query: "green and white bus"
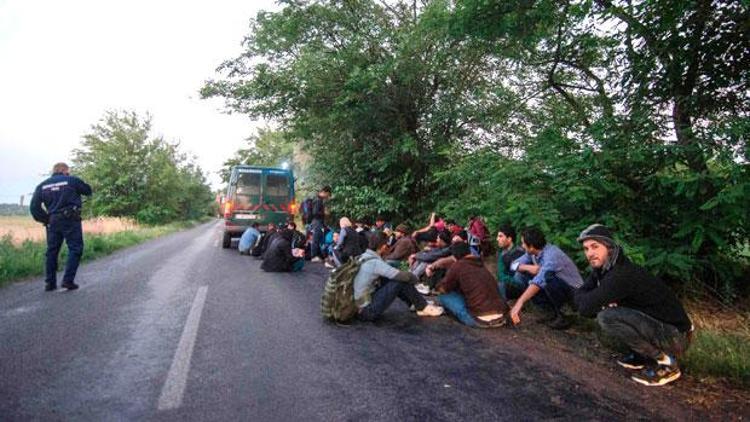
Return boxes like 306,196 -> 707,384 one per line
221,165 -> 296,248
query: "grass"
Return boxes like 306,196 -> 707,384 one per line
683,330 -> 750,387
0,218 -> 208,287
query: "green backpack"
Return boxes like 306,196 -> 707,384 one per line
321,256 -> 374,323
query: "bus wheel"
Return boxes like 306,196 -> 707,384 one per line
222,232 -> 232,248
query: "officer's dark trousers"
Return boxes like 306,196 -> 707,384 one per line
45,218 -> 84,286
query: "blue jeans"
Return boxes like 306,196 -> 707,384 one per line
45,218 -> 84,286
292,259 -> 304,272
438,292 -> 477,327
359,279 -> 428,322
310,219 -> 324,258
514,272 -> 575,313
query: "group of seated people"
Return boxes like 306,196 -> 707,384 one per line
238,221 -> 306,273
237,211 -> 693,387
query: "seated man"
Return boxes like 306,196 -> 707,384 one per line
252,222 -> 277,257
354,232 -> 444,321
409,231 -> 453,278
261,229 -> 305,272
286,221 -> 306,250
412,212 -> 447,243
238,223 -> 261,255
495,224 -> 525,299
385,224 -> 418,266
509,227 -> 584,329
435,242 -> 508,328
574,224 -> 692,387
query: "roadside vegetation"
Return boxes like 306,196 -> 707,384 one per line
203,0 -> 749,389
0,218 -> 208,287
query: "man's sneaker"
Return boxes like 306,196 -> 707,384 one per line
44,284 -> 57,292
545,313 -> 572,330
61,282 -> 79,291
324,261 -> 334,269
415,283 -> 430,295
417,303 -> 444,317
311,257 -> 322,263
631,364 -> 681,386
617,352 -> 652,370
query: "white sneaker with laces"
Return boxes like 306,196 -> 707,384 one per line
415,283 -> 430,295
417,303 -> 444,317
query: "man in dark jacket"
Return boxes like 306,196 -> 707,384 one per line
385,224 -> 418,265
310,186 -> 332,262
574,224 -> 692,387
496,224 -> 525,299
261,229 -> 304,272
436,242 -> 508,328
30,162 -> 92,291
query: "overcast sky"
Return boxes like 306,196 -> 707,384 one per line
0,0 -> 278,203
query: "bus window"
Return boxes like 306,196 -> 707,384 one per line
265,173 -> 289,205
236,172 -> 261,206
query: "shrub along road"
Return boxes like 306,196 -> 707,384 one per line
0,220 -> 742,420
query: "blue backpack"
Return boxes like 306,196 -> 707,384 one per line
301,197 -> 314,224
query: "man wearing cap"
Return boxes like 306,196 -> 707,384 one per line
385,224 -> 418,265
30,162 -> 92,292
574,224 -> 692,386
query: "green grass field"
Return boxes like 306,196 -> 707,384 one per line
0,219 -> 208,286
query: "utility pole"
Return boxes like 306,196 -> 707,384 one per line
19,195 -> 24,207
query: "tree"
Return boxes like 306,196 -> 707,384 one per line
72,110 -> 213,224
202,0 -> 505,219
219,127 -> 296,183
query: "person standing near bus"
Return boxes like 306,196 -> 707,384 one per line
30,162 -> 92,291
310,186 -> 332,262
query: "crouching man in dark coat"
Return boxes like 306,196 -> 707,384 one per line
574,224 -> 692,387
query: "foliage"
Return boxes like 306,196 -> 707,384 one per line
219,127 -> 297,183
72,111 -> 214,225
204,0 -> 750,299
0,204 -> 29,216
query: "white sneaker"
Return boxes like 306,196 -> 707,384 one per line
417,304 -> 444,317
324,262 -> 334,269
415,283 -> 430,295
311,257 -> 322,263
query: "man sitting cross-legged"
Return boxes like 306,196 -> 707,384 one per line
354,232 -> 444,322
574,224 -> 693,387
435,242 -> 508,328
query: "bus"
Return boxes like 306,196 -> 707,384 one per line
222,165 -> 296,248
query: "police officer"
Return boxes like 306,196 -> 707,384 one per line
30,162 -> 92,291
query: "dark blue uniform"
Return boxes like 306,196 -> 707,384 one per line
30,172 -> 92,289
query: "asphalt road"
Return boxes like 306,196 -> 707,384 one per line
0,221 -> 708,421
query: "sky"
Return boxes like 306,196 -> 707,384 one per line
0,0 -> 279,204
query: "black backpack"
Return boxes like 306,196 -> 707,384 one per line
321,256 -> 375,323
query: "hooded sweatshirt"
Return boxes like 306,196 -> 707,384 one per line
574,251 -> 692,332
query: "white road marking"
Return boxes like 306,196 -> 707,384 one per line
157,286 -> 209,411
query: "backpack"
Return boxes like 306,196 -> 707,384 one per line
300,197 -> 315,224
321,256 -> 375,323
468,217 -> 489,246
